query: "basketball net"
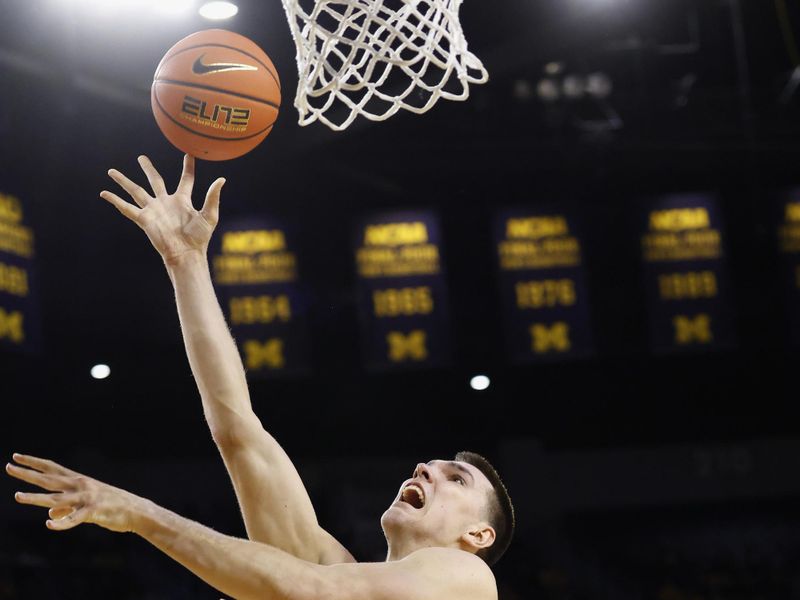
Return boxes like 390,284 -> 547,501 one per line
280,0 -> 488,131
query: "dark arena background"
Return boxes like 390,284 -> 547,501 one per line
2,0 -> 800,598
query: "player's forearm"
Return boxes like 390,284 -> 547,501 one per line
164,250 -> 253,431
132,499 -> 328,600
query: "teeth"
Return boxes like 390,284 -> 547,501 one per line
402,484 -> 425,508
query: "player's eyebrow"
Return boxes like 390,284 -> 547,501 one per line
428,460 -> 474,485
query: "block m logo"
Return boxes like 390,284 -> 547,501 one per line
0,308 -> 24,344
243,338 -> 285,370
529,322 -> 571,354
672,314 -> 713,345
386,330 -> 428,363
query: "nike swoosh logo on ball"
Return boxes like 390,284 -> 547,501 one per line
191,55 -> 259,75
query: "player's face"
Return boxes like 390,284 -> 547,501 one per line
381,459 -> 493,548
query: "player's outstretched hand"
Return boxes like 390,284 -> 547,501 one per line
100,154 -> 225,264
6,453 -> 143,533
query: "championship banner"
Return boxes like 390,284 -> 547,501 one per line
639,193 -> 735,352
354,211 -> 451,371
0,191 -> 39,354
775,188 -> 800,345
493,207 -> 593,362
210,217 -> 311,377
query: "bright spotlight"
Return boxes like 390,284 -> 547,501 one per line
91,364 -> 111,380
199,1 -> 238,19
470,375 -> 490,391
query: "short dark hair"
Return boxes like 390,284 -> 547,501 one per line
455,451 -> 515,567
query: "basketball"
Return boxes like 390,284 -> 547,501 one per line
151,29 -> 281,161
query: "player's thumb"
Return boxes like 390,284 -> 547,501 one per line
201,178 -> 225,226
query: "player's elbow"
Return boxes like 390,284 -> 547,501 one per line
207,410 -> 263,450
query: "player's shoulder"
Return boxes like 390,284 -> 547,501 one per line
403,548 -> 497,599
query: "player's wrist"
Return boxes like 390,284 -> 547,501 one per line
127,495 -> 164,537
163,248 -> 208,270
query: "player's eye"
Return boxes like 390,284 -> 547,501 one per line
451,474 -> 465,485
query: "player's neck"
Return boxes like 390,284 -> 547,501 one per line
385,542 -> 418,562
385,536 -> 454,562
384,531 -> 426,561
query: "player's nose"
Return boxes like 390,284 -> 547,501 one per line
414,463 -> 431,482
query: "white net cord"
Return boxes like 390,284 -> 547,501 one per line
280,0 -> 489,131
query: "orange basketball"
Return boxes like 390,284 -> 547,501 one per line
151,29 -> 281,161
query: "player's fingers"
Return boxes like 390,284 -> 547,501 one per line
47,507 -> 88,531
49,506 -> 75,520
12,453 -> 76,476
100,191 -> 141,222
14,491 -> 72,508
200,178 -> 225,227
107,169 -> 151,208
137,155 -> 168,197
177,154 -> 195,195
5,463 -> 68,492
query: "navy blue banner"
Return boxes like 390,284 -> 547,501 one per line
211,217 -> 311,377
0,191 -> 39,354
493,207 -> 593,362
639,193 -> 735,352
776,189 -> 800,346
354,211 -> 451,371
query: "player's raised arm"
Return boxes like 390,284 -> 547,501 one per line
7,454 -> 497,600
100,155 -> 352,565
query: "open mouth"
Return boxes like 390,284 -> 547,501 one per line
400,483 -> 426,509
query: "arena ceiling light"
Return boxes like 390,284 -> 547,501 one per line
469,375 -> 491,391
90,364 -> 111,380
199,1 -> 238,20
